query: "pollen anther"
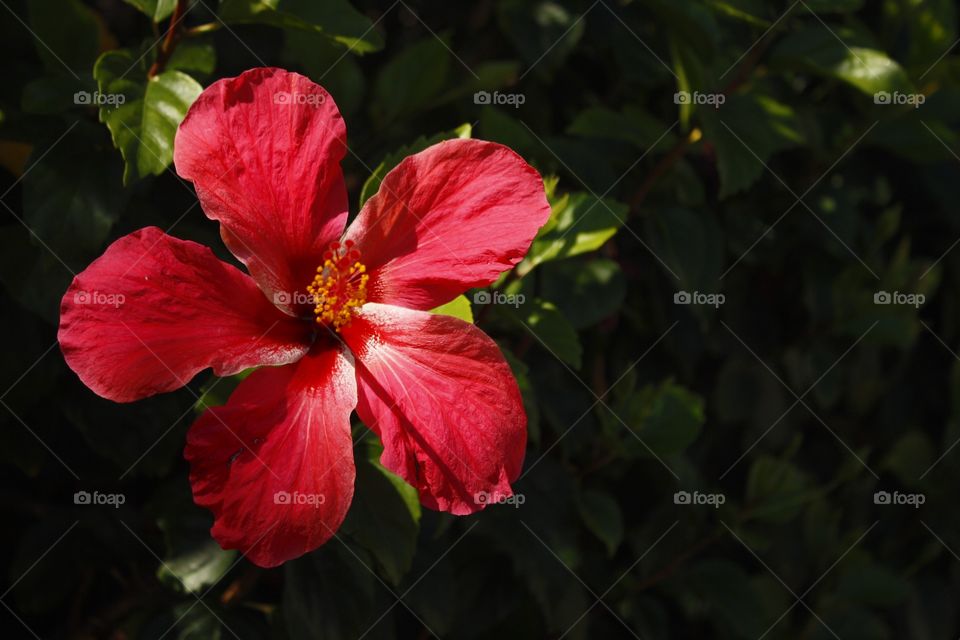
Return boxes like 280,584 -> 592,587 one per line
306,241 -> 368,331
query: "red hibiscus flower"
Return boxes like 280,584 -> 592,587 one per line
58,68 -> 551,567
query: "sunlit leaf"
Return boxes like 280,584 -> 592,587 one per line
219,0 -> 384,53
519,192 -> 627,275
94,49 -> 203,183
122,0 -> 177,22
430,294 -> 474,324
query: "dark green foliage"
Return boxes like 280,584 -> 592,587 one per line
1,0 -> 959,637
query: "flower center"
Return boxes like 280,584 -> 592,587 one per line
307,240 -> 368,331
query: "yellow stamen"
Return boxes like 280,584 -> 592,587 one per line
306,241 -> 368,331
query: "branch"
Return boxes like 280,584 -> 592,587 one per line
148,0 -> 189,78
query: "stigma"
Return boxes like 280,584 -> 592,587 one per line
307,240 -> 368,331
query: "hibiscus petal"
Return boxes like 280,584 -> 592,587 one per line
185,345 -> 357,568
340,303 -> 525,514
344,139 -> 551,310
58,227 -> 311,403
174,67 -> 348,312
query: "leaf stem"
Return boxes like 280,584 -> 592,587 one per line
148,0 -> 189,78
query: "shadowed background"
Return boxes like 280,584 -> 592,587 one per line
1,0 -> 960,638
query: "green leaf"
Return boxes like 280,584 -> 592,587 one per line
359,124 -> 472,208
836,564 -> 911,605
139,602 -> 271,639
166,40 -> 217,77
121,0 -> 177,22
897,0 -> 957,70
27,0 -> 100,76
480,105 -> 539,157
491,458 -> 589,635
157,538 -> 236,594
704,0 -> 771,27
22,75 -> 88,115
824,607 -> 893,639
541,257 -> 626,329
166,606 -> 225,639
0,225 -> 73,322
68,392 -> 189,478
150,483 -> 238,594
193,369 -> 254,413
218,0 -> 384,53
430,295 -> 474,323
94,49 -> 203,183
578,490 -> 624,556
434,60 -> 521,105
508,299 -> 582,368
284,544 -> 379,640
669,33 -> 704,131
772,28 -> 914,96
871,115 -> 960,164
802,0 -> 864,13
643,0 -> 719,55
699,94 -> 804,197
339,451 -> 421,585
647,206 -> 725,292
880,431 -> 934,486
371,36 -> 452,123
745,456 -> 810,523
497,0 -> 585,77
519,192 -> 627,275
283,32 -> 365,115
627,381 -> 705,456
568,106 -> 677,151
503,348 -> 540,445
686,559 -> 769,637
21,122 -> 125,263
714,360 -> 788,429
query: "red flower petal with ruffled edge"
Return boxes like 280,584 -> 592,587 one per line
344,139 -> 551,310
174,67 -> 349,313
58,227 -> 310,403
340,303 -> 525,514
185,345 -> 357,567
